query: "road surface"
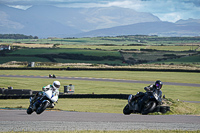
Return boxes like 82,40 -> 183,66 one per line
0,110 -> 200,131
1,75 -> 200,87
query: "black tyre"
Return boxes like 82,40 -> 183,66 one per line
160,106 -> 170,113
166,106 -> 170,111
36,101 -> 49,114
153,106 -> 161,112
27,107 -> 33,115
141,101 -> 156,115
123,104 -> 133,115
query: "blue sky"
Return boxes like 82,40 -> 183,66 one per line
1,0 -> 200,22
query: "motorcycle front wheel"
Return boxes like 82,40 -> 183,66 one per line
27,107 -> 33,114
141,101 -> 156,115
123,104 -> 133,115
36,101 -> 49,114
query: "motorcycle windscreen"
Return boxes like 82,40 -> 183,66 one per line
45,90 -> 58,103
45,90 -> 52,99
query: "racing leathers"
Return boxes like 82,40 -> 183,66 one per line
129,84 -> 162,111
30,84 -> 59,108
144,84 -> 162,104
42,84 -> 59,107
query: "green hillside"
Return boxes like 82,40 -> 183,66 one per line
0,36 -> 200,68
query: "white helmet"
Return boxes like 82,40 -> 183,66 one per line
52,81 -> 60,90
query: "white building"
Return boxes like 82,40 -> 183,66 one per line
0,45 -> 11,51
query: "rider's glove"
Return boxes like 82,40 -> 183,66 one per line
42,87 -> 49,91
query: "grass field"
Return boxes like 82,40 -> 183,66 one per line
0,76 -> 199,101
7,48 -> 120,57
0,70 -> 199,84
2,47 -> 199,67
2,48 -> 123,65
0,70 -> 200,115
1,36 -> 200,68
151,54 -> 200,64
4,43 -> 198,51
2,36 -> 200,45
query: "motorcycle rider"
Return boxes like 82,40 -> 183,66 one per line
129,80 -> 163,110
144,80 -> 163,103
30,81 -> 60,108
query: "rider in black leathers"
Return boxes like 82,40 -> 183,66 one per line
130,80 -> 163,111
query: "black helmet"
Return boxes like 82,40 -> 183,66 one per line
155,80 -> 163,90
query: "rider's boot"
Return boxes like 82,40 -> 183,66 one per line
30,92 -> 42,104
129,95 -> 137,103
30,95 -> 38,104
29,97 -> 33,104
49,103 -> 55,108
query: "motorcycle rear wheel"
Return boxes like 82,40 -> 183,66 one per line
123,104 -> 133,115
141,101 -> 156,115
160,106 -> 170,113
36,101 -> 49,114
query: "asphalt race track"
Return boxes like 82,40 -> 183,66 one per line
0,110 -> 200,131
1,74 -> 200,87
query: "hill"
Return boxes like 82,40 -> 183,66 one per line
74,21 -> 200,37
1,4 -> 200,38
0,4 -> 160,38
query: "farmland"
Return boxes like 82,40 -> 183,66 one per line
0,36 -> 200,69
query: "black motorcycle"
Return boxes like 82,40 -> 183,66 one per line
49,74 -> 56,78
123,91 -> 166,115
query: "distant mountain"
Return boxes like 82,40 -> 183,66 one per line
176,18 -> 200,24
0,4 -> 160,38
0,4 -> 82,38
74,21 -> 200,37
0,4 -> 199,38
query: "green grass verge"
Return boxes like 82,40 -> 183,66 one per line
1,98 -> 200,115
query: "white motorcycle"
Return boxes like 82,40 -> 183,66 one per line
27,89 -> 58,115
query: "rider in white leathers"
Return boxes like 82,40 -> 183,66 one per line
30,81 -> 60,108
42,81 -> 60,107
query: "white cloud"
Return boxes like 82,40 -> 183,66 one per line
106,0 -> 200,22
56,0 -> 144,10
156,13 -> 182,22
7,5 -> 32,10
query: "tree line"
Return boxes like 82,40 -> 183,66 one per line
0,34 -> 38,39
